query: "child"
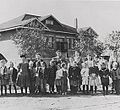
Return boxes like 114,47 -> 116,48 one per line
29,60 -> 36,95
47,60 -> 57,94
69,61 -> 81,94
0,59 -> 9,95
110,61 -> 120,94
89,62 -> 99,95
39,62 -> 48,94
55,64 -> 62,94
7,61 -> 18,94
81,62 -> 89,94
99,63 -> 110,95
61,63 -> 68,95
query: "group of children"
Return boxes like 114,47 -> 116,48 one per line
0,50 -> 120,96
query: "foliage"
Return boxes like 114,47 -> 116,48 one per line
11,28 -> 56,58
74,30 -> 104,57
105,31 -> 120,51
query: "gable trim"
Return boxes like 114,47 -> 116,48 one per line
41,15 -> 63,27
23,18 -> 50,31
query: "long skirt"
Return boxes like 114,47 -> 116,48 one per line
17,74 -> 30,87
89,75 -> 99,86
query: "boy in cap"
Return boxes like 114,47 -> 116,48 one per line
99,62 -> 110,95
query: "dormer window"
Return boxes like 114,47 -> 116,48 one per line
46,20 -> 53,25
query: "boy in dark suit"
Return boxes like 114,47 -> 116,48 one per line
99,63 -> 110,95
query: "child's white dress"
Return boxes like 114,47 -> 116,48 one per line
81,68 -> 89,85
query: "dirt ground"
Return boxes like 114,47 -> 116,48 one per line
0,94 -> 120,110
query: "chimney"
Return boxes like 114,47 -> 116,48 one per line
75,18 -> 78,30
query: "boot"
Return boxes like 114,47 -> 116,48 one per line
86,85 -> 89,94
25,87 -> 27,95
83,85 -> 85,94
4,85 -> 7,95
106,86 -> 108,95
9,85 -> 11,94
1,85 -> 3,95
21,87 -> 23,94
13,85 -> 17,94
90,86 -> 93,95
102,85 -> 105,95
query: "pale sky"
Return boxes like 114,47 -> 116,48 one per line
0,0 -> 120,41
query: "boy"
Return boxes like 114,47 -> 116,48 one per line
99,63 -> 110,95
89,62 -> 99,95
110,61 -> 120,95
69,61 -> 81,94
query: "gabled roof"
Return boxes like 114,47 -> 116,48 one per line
62,24 -> 77,34
78,27 -> 98,37
0,14 -> 25,31
0,13 -> 77,35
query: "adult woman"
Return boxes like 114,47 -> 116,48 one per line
73,51 -> 82,91
17,54 -> 30,95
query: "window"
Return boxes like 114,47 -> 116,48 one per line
67,38 -> 72,49
46,20 -> 53,25
56,38 -> 64,42
48,37 -> 53,47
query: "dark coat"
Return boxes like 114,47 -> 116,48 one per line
17,63 -> 30,87
39,67 -> 49,80
99,69 -> 110,86
89,66 -> 99,76
110,68 -> 120,80
8,67 -> 18,83
47,65 -> 57,85
68,66 -> 81,80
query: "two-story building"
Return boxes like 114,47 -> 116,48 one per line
0,14 -> 78,60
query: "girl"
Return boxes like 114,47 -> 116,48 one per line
55,64 -> 62,94
81,62 -> 89,94
17,54 -> 30,95
8,61 -> 18,94
29,60 -> 36,95
61,63 -> 68,95
0,59 -> 9,95
99,63 -> 110,95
